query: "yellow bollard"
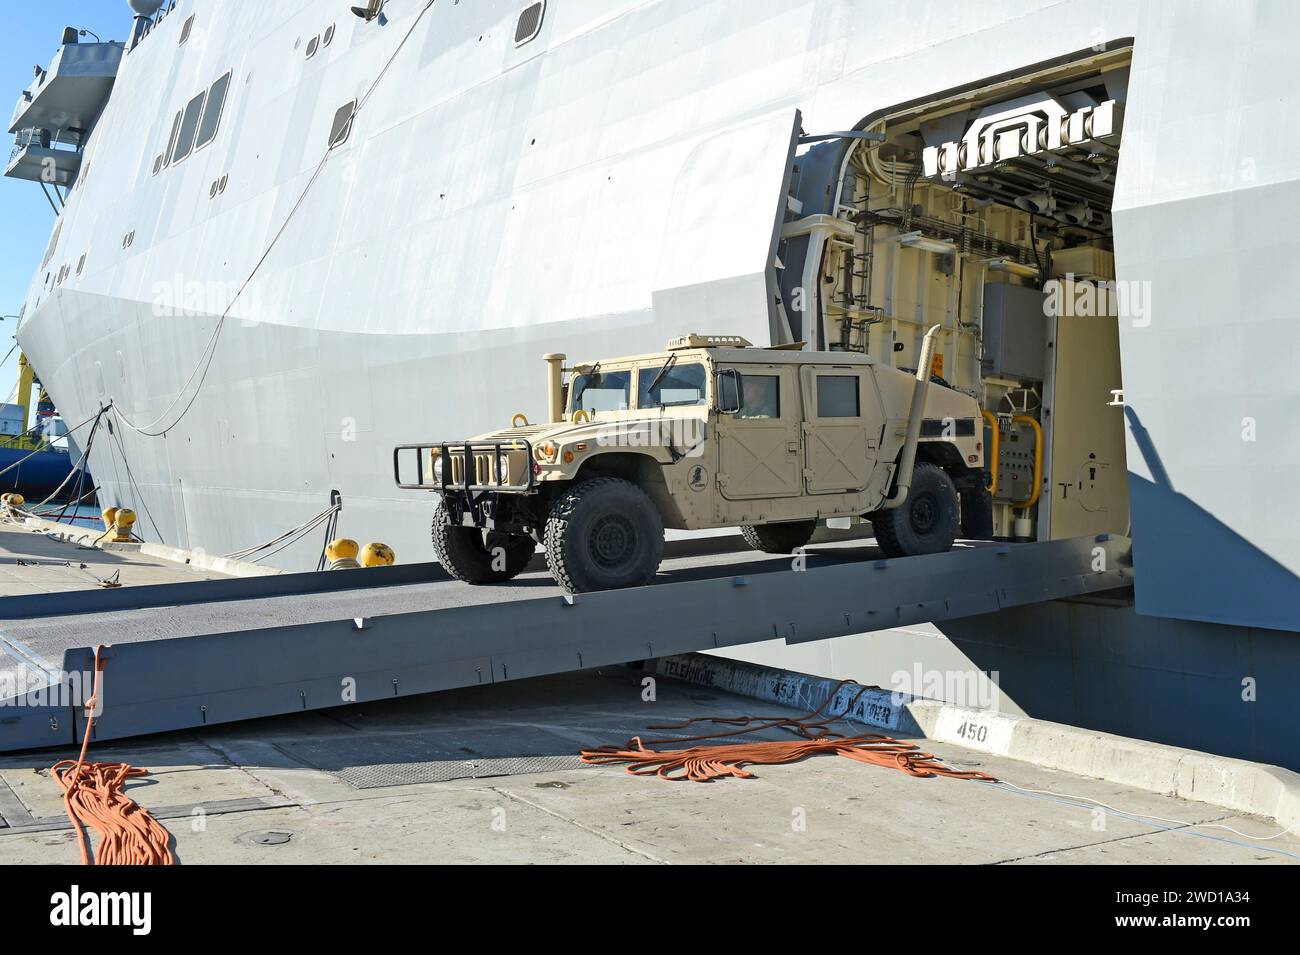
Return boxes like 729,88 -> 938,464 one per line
102,506 -> 119,532
110,508 -> 136,543
326,538 -> 360,570
359,542 -> 395,567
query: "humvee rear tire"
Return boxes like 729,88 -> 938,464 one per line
740,520 -> 816,554
870,462 -> 959,558
431,500 -> 535,584
544,477 -> 664,593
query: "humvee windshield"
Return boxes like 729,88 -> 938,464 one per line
637,362 -> 707,408
571,368 -> 631,412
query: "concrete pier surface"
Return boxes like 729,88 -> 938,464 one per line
0,520 -> 232,597
0,668 -> 1296,865
0,518 -> 1296,865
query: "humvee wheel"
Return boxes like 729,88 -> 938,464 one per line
431,499 -> 535,584
870,462 -> 959,558
740,519 -> 816,554
544,477 -> 664,593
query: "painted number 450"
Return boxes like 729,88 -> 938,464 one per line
955,721 -> 990,743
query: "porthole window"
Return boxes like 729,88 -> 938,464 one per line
169,90 -> 207,164
152,154 -> 163,175
195,71 -> 231,150
179,14 -> 194,45
76,254 -> 86,275
306,35 -> 320,58
323,24 -> 335,46
328,100 -> 356,148
514,1 -> 545,46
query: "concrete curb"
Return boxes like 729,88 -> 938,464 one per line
12,515 -> 282,578
650,653 -> 1300,831
134,542 -> 284,577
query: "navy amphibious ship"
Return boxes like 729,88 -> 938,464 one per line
6,1 -> 1298,767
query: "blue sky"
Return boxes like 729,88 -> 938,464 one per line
0,1 -> 125,404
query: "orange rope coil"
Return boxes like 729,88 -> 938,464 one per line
51,645 -> 176,865
581,680 -> 997,784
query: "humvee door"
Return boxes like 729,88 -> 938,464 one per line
798,366 -> 881,494
715,365 -> 802,501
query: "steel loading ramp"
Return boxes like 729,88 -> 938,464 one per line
0,535 -> 1130,753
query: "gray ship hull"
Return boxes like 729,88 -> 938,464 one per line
11,1 -> 1300,769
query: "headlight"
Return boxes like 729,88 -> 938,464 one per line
535,441 -> 559,464
499,457 -> 511,483
432,454 -> 443,481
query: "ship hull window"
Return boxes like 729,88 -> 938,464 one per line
515,2 -> 545,46
170,91 -> 207,164
328,100 -> 356,148
195,72 -> 232,150
162,110 -> 182,168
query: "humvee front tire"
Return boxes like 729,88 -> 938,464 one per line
431,500 -> 536,584
740,520 -> 816,554
870,462 -> 959,558
544,477 -> 664,593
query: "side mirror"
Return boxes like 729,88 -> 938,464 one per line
716,368 -> 744,414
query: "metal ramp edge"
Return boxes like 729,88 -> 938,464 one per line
0,560 -> 454,621
0,535 -> 1131,752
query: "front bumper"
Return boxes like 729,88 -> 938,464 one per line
393,440 -> 535,493
394,440 -> 542,537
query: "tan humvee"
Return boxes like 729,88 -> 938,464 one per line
395,328 -> 990,593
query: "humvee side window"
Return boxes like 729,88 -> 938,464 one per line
570,369 -> 631,412
736,374 -> 780,419
638,362 -> 706,408
816,375 -> 860,417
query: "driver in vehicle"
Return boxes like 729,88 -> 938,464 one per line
740,376 -> 778,419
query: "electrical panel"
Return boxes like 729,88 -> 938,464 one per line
991,418 -> 1039,505
982,282 -> 1048,381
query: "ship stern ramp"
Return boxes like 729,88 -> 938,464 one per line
0,534 -> 1128,752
